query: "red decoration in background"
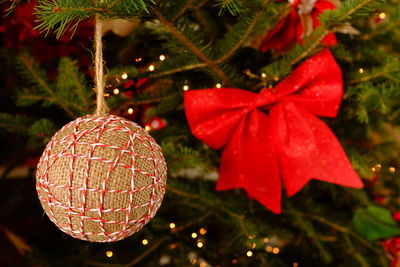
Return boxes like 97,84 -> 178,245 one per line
184,49 -> 363,213
145,118 -> 167,131
0,1 -> 93,63
382,237 -> 400,267
260,0 -> 336,52
393,212 -> 400,222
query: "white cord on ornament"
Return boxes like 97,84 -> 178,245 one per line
94,13 -> 109,116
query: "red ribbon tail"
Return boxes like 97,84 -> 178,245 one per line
216,111 -> 282,213
271,102 -> 363,197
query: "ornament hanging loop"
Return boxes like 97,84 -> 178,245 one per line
94,14 -> 109,116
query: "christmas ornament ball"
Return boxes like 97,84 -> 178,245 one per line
36,115 -> 167,242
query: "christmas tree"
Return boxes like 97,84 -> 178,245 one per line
1,0 -> 400,266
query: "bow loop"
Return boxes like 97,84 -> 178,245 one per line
184,88 -> 257,149
273,49 -> 343,117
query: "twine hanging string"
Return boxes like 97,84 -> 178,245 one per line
94,14 -> 109,116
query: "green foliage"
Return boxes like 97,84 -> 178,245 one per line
213,0 -> 246,15
35,0 -> 155,38
321,0 -> 386,26
161,141 -> 209,173
15,53 -> 89,118
0,113 -> 57,146
0,113 -> 32,134
29,119 -> 58,145
352,205 -> 400,241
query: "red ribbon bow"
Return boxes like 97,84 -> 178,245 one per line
184,49 -> 363,213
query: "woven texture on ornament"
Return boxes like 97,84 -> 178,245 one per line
36,115 -> 167,242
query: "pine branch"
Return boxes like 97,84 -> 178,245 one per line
0,113 -> 31,134
348,58 -> 400,84
34,0 -> 154,38
213,0 -> 271,64
125,237 -> 169,267
57,58 -> 91,112
214,0 -> 246,15
153,9 -> 233,86
17,95 -> 83,115
16,53 -> 78,118
171,0 -> 195,22
150,63 -> 207,77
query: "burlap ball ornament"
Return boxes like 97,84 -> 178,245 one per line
36,115 -> 167,242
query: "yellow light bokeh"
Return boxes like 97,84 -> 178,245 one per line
199,228 -> 207,235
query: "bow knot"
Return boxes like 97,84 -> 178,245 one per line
184,49 -> 363,213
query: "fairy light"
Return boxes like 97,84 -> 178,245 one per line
293,262 -> 299,267
159,54 -> 166,61
145,125 -> 151,131
142,239 -> 149,245
266,246 -> 273,252
261,73 -> 267,78
127,108 -> 134,114
183,85 -> 189,91
273,76 -> 280,81
246,251 -> 253,257
104,93 -> 110,97
199,228 -> 207,235
371,167 -> 376,172
135,57 -> 142,62
191,232 -> 198,238
232,259 -> 238,264
199,262 -> 206,267
378,12 -> 386,19
263,237 -> 270,243
121,72 -> 128,80
169,222 -> 176,229
113,88 -> 120,95
197,241 -> 204,248
248,234 -> 255,239
250,242 -> 256,249
148,64 -> 155,72
106,251 -> 113,258
359,68 -> 364,74
272,247 -> 280,254
215,83 -> 222,88
389,167 -> 396,173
